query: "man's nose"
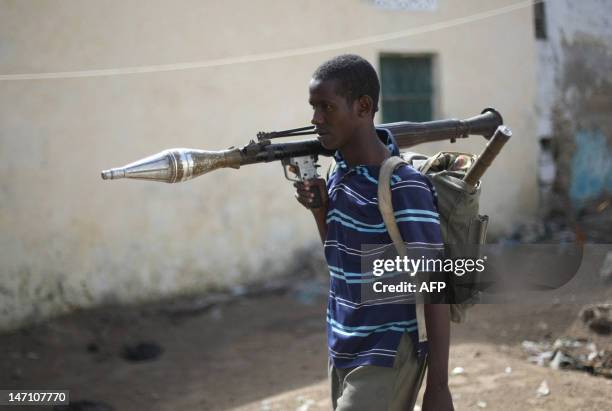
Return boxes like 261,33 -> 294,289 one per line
311,109 -> 324,126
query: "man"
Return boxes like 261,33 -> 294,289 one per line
294,54 -> 453,411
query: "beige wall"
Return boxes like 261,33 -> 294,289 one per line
0,0 -> 537,330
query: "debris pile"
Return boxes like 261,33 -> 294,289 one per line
580,304 -> 612,335
521,337 -> 611,378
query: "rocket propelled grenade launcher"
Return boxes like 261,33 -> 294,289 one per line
101,108 -> 503,184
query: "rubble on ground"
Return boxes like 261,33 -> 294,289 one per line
580,304 -> 612,335
536,380 -> 550,397
521,336 -> 612,378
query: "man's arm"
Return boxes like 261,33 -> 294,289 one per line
294,179 -> 328,243
423,304 -> 454,410
311,207 -> 328,244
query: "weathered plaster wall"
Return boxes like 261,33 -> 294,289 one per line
535,0 -> 612,216
0,0 -> 537,330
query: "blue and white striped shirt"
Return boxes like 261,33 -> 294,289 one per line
325,128 -> 443,368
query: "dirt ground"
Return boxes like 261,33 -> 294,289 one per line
1,279 -> 611,411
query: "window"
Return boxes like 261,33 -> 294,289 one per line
380,55 -> 434,123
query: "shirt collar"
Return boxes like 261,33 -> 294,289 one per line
334,127 -> 399,169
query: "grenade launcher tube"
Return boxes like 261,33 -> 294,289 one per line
101,108 -> 503,183
237,107 -> 503,165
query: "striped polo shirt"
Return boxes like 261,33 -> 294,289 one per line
325,128 -> 444,368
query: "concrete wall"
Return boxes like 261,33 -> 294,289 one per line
535,0 -> 612,214
0,0 -> 537,330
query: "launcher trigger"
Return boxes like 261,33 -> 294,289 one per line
281,158 -> 300,182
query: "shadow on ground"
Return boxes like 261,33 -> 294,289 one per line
1,274 -> 610,411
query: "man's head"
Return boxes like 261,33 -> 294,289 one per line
309,54 -> 380,150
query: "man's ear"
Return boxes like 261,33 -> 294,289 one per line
356,95 -> 375,118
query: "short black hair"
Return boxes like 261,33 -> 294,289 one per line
312,54 -> 380,114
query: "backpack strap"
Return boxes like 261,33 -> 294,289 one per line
378,156 -> 428,347
378,157 -> 408,258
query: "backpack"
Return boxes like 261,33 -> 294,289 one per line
378,151 -> 489,324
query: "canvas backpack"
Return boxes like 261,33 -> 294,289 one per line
378,151 -> 489,325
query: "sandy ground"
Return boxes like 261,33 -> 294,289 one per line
1,282 -> 611,411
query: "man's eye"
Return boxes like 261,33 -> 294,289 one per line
324,104 -> 333,111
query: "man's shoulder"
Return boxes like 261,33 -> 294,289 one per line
389,163 -> 438,208
392,163 -> 430,185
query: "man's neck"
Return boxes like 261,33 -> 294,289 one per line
340,124 -> 390,167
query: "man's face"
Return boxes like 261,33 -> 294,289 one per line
308,78 -> 359,151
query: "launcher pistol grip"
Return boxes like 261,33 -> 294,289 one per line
282,155 -> 322,208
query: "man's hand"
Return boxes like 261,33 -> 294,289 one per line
294,179 -> 328,211
423,383 -> 454,411
294,179 -> 329,243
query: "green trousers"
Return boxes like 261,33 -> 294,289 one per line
329,333 -> 427,411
